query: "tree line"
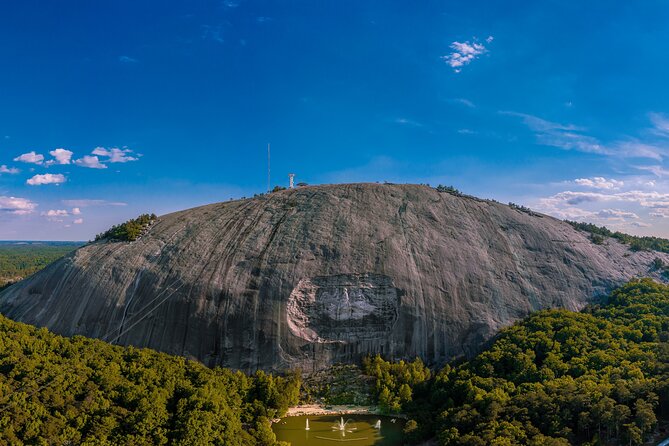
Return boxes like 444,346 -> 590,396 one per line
566,220 -> 669,252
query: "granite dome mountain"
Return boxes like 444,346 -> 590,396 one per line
0,183 -> 665,372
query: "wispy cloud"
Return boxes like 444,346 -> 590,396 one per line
13,151 -> 44,165
0,196 -> 37,215
442,37 -> 492,73
0,165 -> 19,174
450,98 -> 475,108
649,112 -> 669,136
26,173 -> 66,186
119,55 -> 138,63
394,118 -> 423,127
73,218 -> 84,224
202,25 -> 224,43
503,112 -> 665,160
636,165 -> 669,177
61,199 -> 127,207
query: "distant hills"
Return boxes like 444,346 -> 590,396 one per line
0,241 -> 82,288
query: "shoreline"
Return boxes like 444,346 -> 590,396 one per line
284,404 -> 380,417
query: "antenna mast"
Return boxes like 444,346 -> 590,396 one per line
267,143 -> 271,192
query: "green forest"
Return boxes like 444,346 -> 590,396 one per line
363,279 -> 669,445
1,269 -> 669,444
0,313 -> 300,445
0,242 -> 81,289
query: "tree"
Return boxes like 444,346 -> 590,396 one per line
398,383 -> 412,403
633,398 -> 656,435
624,423 -> 643,446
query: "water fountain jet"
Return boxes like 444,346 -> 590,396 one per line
332,417 -> 358,437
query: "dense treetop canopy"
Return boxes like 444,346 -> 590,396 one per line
0,314 -> 299,445
364,279 -> 669,445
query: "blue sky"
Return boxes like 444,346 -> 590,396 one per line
3,1 -> 669,240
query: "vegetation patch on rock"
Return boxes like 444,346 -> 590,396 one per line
94,213 -> 157,242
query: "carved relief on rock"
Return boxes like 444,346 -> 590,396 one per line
286,273 -> 400,343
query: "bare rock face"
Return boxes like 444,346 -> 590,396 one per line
0,183 -> 666,372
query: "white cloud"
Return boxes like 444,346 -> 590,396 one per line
548,190 -> 669,207
41,209 -> 69,221
91,147 -> 139,163
26,173 -> 66,186
0,196 -> 37,215
42,209 -> 69,217
73,218 -> 84,224
442,38 -> 490,72
0,165 -> 19,174
47,148 -> 73,165
74,155 -> 107,169
13,151 -> 44,165
574,177 -> 624,190
72,207 -> 81,215
535,187 -> 669,228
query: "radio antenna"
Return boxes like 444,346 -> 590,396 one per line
267,143 -> 271,192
